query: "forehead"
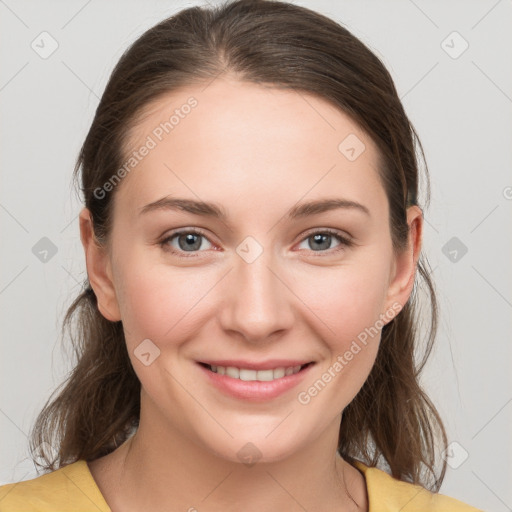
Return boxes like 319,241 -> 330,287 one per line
116,78 -> 385,218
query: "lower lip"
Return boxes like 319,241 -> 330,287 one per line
197,363 -> 314,401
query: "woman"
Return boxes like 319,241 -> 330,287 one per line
0,0 -> 482,510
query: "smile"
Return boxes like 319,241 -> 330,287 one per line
197,361 -> 315,401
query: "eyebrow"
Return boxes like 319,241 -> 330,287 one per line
139,196 -> 370,220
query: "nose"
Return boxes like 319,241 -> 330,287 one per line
218,246 -> 296,344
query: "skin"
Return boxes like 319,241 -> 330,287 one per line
81,77 -> 423,512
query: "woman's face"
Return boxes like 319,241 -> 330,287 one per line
83,77 -> 419,463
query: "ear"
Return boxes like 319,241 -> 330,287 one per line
384,205 -> 423,315
79,207 -> 121,322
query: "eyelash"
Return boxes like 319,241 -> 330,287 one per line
159,228 -> 354,258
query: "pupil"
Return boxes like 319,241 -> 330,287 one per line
311,233 -> 330,251
179,233 -> 201,251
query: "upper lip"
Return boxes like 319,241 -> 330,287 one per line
198,359 -> 314,371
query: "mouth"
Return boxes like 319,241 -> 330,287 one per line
196,360 -> 315,401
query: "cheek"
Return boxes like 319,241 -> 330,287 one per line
293,294 -> 384,416
293,257 -> 391,344
289,255 -> 391,401
116,249 -> 391,334
114,255 -> 216,347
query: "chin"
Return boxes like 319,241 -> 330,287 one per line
199,429 -> 307,467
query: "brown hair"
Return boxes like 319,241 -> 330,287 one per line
30,0 -> 447,491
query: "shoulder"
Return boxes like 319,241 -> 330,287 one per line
352,461 -> 483,512
0,460 -> 110,512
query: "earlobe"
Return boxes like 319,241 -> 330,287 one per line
78,207 -> 121,322
384,206 -> 423,315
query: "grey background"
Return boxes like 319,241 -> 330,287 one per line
1,1 -> 511,510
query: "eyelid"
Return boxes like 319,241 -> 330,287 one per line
299,227 -> 354,244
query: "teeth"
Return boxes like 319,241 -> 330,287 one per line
250,369 -> 272,381
226,367 -> 240,379
273,367 -> 285,379
209,364 -> 304,381
239,369 -> 257,381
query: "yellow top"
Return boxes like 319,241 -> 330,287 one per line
0,459 -> 483,511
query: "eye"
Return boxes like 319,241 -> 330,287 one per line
159,227 -> 353,257
296,229 -> 353,254
159,229 -> 213,256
